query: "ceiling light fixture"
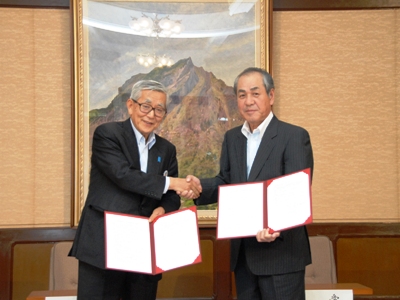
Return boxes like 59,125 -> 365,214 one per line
129,13 -> 184,38
136,53 -> 174,68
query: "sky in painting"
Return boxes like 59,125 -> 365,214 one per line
83,0 -> 261,109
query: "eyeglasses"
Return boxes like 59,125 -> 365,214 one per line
132,99 -> 167,117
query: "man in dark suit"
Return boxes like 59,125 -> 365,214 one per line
69,80 -> 201,300
188,67 -> 314,299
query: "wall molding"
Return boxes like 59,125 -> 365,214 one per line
0,0 -> 69,8
1,0 -> 399,9
273,0 -> 400,10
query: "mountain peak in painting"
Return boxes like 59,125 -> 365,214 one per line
89,57 -> 243,178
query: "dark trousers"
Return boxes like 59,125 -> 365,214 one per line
77,261 -> 159,300
234,247 -> 306,300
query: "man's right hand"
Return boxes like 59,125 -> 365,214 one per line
169,175 -> 202,199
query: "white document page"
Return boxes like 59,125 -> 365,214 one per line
306,289 -> 353,300
45,297 -> 77,300
153,209 -> 200,271
217,182 -> 264,239
267,171 -> 311,231
105,213 -> 152,273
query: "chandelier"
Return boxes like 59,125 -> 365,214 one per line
136,53 -> 174,68
128,13 -> 184,38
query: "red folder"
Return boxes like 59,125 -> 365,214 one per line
217,168 -> 312,239
105,206 -> 202,274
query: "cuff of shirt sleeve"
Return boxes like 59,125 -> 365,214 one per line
163,176 -> 170,194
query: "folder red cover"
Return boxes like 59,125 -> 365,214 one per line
105,206 -> 202,274
217,168 -> 312,239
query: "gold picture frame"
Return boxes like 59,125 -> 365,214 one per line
71,0 -> 272,227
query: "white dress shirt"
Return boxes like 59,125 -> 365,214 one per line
130,120 -> 169,193
241,112 -> 274,177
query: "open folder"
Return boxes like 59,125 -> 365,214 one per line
217,168 -> 312,239
105,206 -> 202,274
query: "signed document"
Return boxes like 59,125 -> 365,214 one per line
217,168 -> 312,239
105,206 -> 201,274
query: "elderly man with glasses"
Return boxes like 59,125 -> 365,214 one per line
69,80 -> 201,300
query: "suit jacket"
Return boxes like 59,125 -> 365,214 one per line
196,115 -> 313,275
69,118 -> 181,270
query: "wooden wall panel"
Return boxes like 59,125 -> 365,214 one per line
32,9 -> 71,226
12,243 -> 54,300
0,8 -> 36,226
337,237 -> 400,295
0,8 -> 71,228
272,9 -> 400,222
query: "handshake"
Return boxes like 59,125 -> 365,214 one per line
169,175 -> 202,199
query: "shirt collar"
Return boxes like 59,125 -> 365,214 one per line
130,119 -> 156,149
241,112 -> 274,139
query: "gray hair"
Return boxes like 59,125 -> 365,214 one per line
233,67 -> 274,96
130,80 -> 168,100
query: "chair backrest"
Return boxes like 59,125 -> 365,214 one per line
305,235 -> 337,284
49,241 -> 78,290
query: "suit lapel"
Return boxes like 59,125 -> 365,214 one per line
248,117 -> 278,181
234,130 -> 248,183
122,118 -> 140,167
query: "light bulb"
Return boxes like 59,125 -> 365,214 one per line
146,56 -> 154,65
171,22 -> 183,33
160,57 -> 167,65
159,18 -> 172,30
136,56 -> 145,65
138,16 -> 153,30
129,19 -> 142,31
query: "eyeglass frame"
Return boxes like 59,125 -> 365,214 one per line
131,99 -> 167,117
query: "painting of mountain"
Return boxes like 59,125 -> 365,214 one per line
89,57 -> 244,190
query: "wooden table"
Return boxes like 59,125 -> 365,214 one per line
27,290 -> 76,300
27,283 -> 373,299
